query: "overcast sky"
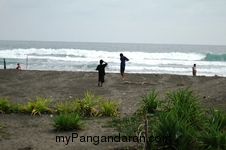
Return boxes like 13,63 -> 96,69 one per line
0,0 -> 226,45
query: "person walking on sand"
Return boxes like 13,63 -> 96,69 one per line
192,64 -> 197,76
16,63 -> 21,69
96,60 -> 108,87
120,53 -> 129,80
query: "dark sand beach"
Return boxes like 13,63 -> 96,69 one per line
0,69 -> 226,150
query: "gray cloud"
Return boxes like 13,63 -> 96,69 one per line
0,0 -> 226,45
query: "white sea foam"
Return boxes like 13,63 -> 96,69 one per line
1,42 -> 226,77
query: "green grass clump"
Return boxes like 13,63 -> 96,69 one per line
53,113 -> 84,131
199,108 -> 226,149
151,88 -> 205,149
207,108 -> 226,131
9,103 -> 24,113
25,96 -> 53,115
153,111 -> 197,149
0,122 -> 3,131
0,97 -> 10,113
0,97 -> 26,113
0,122 -> 3,138
99,100 -> 120,117
166,87 -> 205,128
55,100 -> 81,115
141,89 -> 160,113
105,88 -> 226,150
78,91 -> 101,117
105,114 -> 143,137
199,123 -> 226,150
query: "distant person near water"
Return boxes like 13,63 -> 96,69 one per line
96,60 -> 108,87
4,59 -> 6,69
16,63 -> 21,69
120,53 -> 129,80
192,64 -> 197,76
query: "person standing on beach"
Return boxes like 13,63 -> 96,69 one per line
96,60 -> 108,87
120,53 -> 129,80
192,64 -> 197,76
4,59 -> 6,69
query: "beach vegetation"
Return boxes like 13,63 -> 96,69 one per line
78,91 -> 101,117
0,122 -> 3,138
105,88 -> 226,150
0,97 -> 26,113
0,97 -> 10,113
9,103 -> 24,113
152,111 -> 197,149
25,96 -> 53,116
0,122 -> 3,131
1,89 -> 225,149
53,113 -> 84,131
55,100 -> 81,115
140,89 -> 160,113
165,87 -> 205,128
99,99 -> 120,117
207,107 -> 226,131
199,107 -> 226,149
150,88 -> 208,149
199,122 -> 226,149
104,114 -> 143,137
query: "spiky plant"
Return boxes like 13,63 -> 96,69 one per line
151,88 -> 204,149
141,89 -> 159,113
71,99 -> 82,115
55,100 -> 81,114
53,113 -> 84,131
9,103 -> 23,113
166,87 -> 205,129
199,124 -> 226,150
26,96 -> 53,115
153,111 -> 196,150
0,122 -> 3,138
105,114 -> 143,137
199,108 -> 226,149
208,108 -> 226,131
78,91 -> 101,117
0,122 -> 3,130
99,99 -> 120,116
0,97 -> 10,113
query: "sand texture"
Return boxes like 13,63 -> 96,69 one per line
0,69 -> 226,150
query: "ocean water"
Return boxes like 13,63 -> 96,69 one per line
0,40 -> 226,77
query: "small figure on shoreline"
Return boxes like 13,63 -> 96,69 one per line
192,64 -> 197,76
120,53 -> 129,80
96,60 -> 108,87
16,63 -> 21,69
4,59 -> 6,69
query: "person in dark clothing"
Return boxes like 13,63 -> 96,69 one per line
4,59 -> 6,69
120,53 -> 129,80
192,64 -> 197,76
96,60 -> 108,87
